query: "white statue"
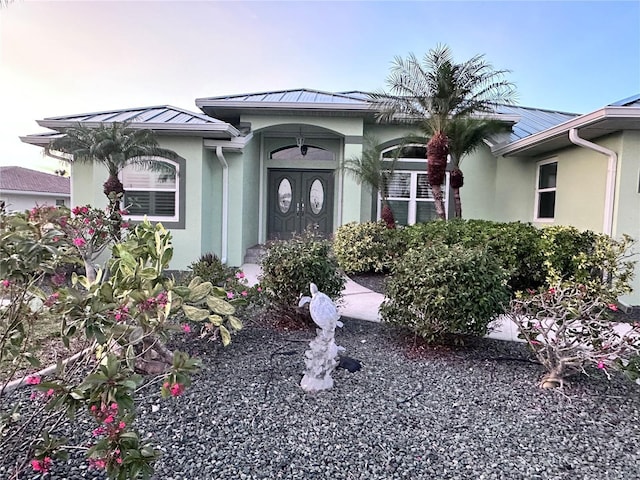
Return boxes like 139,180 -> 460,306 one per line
298,283 -> 344,393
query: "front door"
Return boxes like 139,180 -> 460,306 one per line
268,169 -> 334,240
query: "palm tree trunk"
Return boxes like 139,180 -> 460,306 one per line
450,167 -> 464,218
452,187 -> 462,218
427,132 -> 448,220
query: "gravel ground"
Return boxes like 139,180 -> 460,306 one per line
2,318 -> 640,480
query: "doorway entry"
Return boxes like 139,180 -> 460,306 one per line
267,169 -> 334,240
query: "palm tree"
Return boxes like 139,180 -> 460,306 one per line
342,135 -> 397,228
47,122 -> 180,233
375,44 -> 516,219
446,118 -> 510,217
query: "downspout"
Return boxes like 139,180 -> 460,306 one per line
215,146 -> 229,264
568,128 -> 617,236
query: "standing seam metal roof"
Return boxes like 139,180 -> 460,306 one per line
44,106 -> 227,125
198,89 -> 373,105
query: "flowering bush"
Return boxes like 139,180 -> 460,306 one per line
506,283 -> 640,388
1,209 -> 240,478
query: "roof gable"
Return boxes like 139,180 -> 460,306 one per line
0,166 -> 70,195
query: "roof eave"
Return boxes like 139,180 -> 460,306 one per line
493,107 -> 640,156
35,120 -> 240,138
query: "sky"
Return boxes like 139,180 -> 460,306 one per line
1,0 -> 639,172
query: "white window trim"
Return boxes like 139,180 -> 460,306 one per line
534,158 -> 557,223
120,158 -> 180,223
377,169 -> 450,225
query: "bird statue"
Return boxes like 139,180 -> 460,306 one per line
298,283 -> 343,333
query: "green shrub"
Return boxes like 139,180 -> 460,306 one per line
187,252 -> 237,287
333,221 -> 405,274
404,219 -> 544,292
381,243 -> 510,342
542,227 -> 634,301
260,231 -> 345,313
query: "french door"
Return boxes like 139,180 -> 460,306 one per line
267,169 -> 333,240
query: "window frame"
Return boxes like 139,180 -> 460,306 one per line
120,156 -> 186,229
534,158 -> 557,222
376,144 -> 449,225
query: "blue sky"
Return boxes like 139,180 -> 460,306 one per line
1,0 -> 638,171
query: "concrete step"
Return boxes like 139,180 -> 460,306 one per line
243,244 -> 266,265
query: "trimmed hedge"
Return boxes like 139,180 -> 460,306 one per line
260,231 -> 345,312
333,221 -> 404,274
381,243 -> 510,342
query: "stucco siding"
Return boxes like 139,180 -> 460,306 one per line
459,145 -> 498,220
239,137 -> 261,266
244,114 -> 364,137
615,130 -> 640,305
155,137 -> 206,269
493,155 -> 535,222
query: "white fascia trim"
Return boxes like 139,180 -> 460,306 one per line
20,134 -> 63,146
37,120 -> 240,137
0,190 -> 70,197
204,133 -> 254,153
494,107 -> 640,157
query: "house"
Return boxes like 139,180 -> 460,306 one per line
0,166 -> 70,212
20,90 -> 640,305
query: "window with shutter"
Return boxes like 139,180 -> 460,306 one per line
121,159 -> 179,222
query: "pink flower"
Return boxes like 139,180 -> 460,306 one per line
104,414 -> 114,424
116,457 -> 123,464
46,388 -> 55,397
90,405 -> 98,412
548,287 -> 556,295
1,279 -> 9,288
88,228 -> 95,235
235,271 -> 245,279
89,458 -> 106,469
597,360 -> 606,369
119,209 -> 128,215
257,287 -> 262,292
226,291 -> 234,299
170,383 -> 185,396
92,426 -> 106,437
608,303 -> 618,312
73,237 -> 86,247
182,324 -> 191,333
72,206 -> 81,215
241,290 -> 248,297
31,457 -> 52,473
110,402 -> 118,410
80,206 -> 89,214
83,217 -> 91,225
118,421 -> 126,429
121,222 -> 130,229
26,375 -> 41,385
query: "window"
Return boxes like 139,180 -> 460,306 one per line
121,158 -> 183,225
535,160 -> 557,221
382,171 -> 446,225
270,145 -> 334,161
55,199 -> 65,206
377,144 -> 446,225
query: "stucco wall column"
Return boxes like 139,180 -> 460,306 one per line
341,140 -> 365,224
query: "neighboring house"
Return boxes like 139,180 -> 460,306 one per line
20,91 -> 640,304
0,166 -> 70,212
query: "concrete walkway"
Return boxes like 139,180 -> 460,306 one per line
240,263 -> 523,342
